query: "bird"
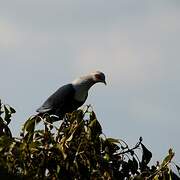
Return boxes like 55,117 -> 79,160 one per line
36,71 -> 106,119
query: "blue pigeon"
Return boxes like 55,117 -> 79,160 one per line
37,71 -> 106,119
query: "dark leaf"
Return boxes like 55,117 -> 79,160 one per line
141,143 -> 152,169
122,161 -> 130,178
4,105 -> 11,124
88,119 -> 102,136
0,117 -> 4,125
90,111 -> 96,121
76,109 -> 84,120
175,164 -> 180,176
9,106 -> 16,114
0,99 -> 3,116
3,126 -> 12,137
133,157 -> 139,173
128,157 -> 139,175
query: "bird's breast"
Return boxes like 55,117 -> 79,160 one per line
73,89 -> 88,102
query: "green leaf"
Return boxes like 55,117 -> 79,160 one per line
103,153 -> 110,161
66,130 -> 76,142
106,138 -> 120,144
161,149 -> 174,168
29,141 -> 42,152
57,165 -> 61,174
0,135 -> 14,152
168,168 -> 172,180
35,116 -> 42,124
23,117 -> 36,133
153,175 -> 159,180
56,143 -> 67,159
1,101 -> 180,179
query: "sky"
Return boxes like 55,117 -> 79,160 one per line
0,0 -> 180,165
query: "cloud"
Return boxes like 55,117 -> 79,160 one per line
0,20 -> 19,48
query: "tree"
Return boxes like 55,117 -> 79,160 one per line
0,99 -> 179,180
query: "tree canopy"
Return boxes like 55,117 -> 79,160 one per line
0,100 -> 179,179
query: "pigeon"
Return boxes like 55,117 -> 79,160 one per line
37,71 -> 106,119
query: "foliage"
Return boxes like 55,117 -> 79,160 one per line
0,100 -> 179,180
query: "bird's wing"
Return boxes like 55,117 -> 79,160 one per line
36,84 -> 75,113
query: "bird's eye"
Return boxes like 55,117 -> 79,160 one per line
95,74 -> 102,80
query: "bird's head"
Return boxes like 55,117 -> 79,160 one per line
72,71 -> 106,89
91,71 -> 106,85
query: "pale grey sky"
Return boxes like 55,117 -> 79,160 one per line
0,0 -> 180,164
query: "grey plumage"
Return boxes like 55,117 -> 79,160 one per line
37,71 -> 106,119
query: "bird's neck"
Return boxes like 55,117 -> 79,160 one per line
72,77 -> 95,90
72,78 -> 95,102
